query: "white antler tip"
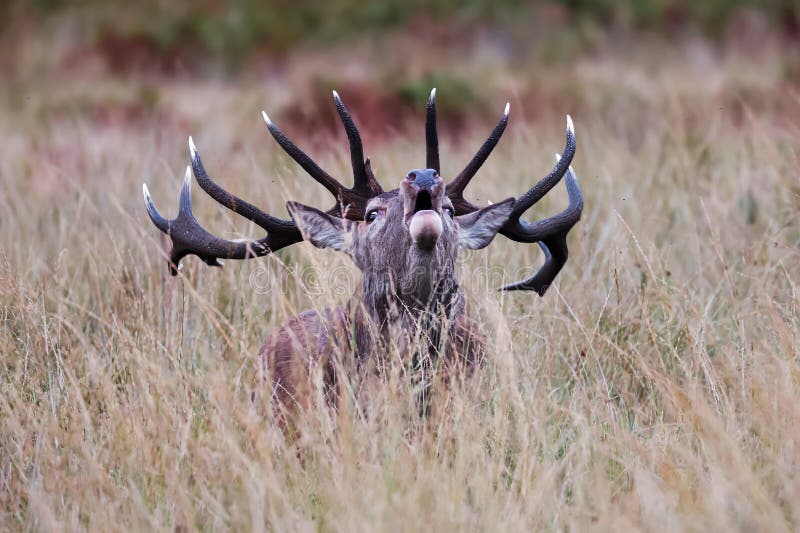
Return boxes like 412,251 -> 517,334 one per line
429,87 -> 437,99
555,153 -> 562,162
566,114 -> 574,135
188,136 -> 197,159
504,102 -> 510,116
332,89 -> 340,100
182,167 -> 193,191
142,183 -> 150,201
261,110 -> 272,126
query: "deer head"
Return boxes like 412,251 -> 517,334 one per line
286,167 -> 514,316
142,89 -> 583,299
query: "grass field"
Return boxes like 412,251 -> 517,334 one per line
1,26 -> 800,531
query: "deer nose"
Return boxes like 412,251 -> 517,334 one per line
405,169 -> 441,191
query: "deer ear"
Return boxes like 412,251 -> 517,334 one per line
456,198 -> 514,250
287,202 -> 352,253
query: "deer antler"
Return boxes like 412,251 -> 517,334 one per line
143,161 -> 280,275
425,88 -> 440,172
425,88 -> 582,296
142,92 -> 383,274
446,102 -> 510,207
263,91 -> 384,220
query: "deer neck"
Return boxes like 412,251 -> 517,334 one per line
355,254 -> 464,333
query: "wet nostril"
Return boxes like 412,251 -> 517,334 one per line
403,169 -> 439,190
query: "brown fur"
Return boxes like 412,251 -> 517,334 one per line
255,172 -> 514,421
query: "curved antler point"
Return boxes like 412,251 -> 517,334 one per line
566,114 -> 574,135
504,102 -> 510,116
261,110 -> 273,126
332,89 -> 341,101
429,87 -> 437,100
142,181 -> 170,233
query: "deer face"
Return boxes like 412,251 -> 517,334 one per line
287,170 -> 513,304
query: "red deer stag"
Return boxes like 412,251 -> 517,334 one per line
142,89 -> 583,413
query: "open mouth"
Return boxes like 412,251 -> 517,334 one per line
413,190 -> 433,213
407,189 -> 444,249
402,175 -> 444,226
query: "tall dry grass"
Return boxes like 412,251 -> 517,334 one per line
1,39 -> 799,531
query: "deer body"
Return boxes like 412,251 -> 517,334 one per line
261,172 -> 513,411
143,89 -> 583,416
259,301 -> 484,414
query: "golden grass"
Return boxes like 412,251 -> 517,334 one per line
1,39 -> 799,531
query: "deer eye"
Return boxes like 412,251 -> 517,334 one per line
443,207 -> 455,218
366,210 -> 379,223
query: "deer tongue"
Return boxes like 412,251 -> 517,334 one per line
408,210 -> 442,251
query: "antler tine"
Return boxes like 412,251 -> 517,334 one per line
261,111 -> 344,198
447,102 -> 510,205
426,88 -> 439,172
189,136 -> 297,235
142,165 -> 274,275
143,183 -> 169,233
508,115 -> 576,220
500,160 -> 583,295
500,242 -> 555,294
332,90 -> 383,196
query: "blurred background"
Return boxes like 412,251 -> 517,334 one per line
2,0 -> 798,141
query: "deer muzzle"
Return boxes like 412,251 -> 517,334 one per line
402,169 -> 445,251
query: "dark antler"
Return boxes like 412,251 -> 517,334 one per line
143,91 -> 384,274
430,97 -> 582,295
262,92 -> 383,220
143,161 -> 282,275
446,102 -> 510,213
426,88 -> 439,172
332,90 -> 383,198
500,160 -> 583,294
498,117 -> 582,295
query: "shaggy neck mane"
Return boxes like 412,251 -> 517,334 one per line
357,265 -> 464,333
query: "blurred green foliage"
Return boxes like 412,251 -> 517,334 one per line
3,0 -> 797,69
396,74 -> 480,116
